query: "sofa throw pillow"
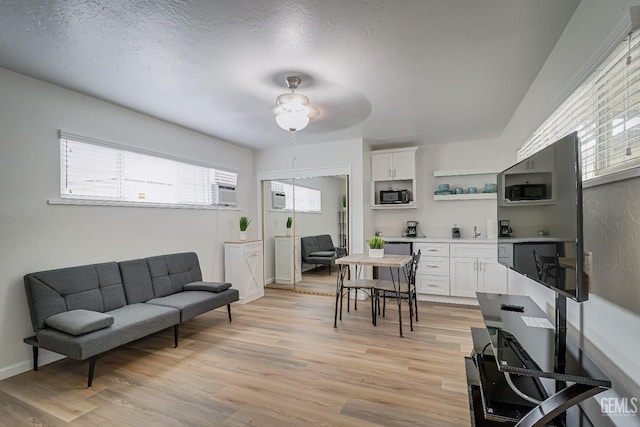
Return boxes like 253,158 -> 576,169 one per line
183,281 -> 231,293
45,309 -> 114,336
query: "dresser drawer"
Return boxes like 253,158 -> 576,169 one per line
417,257 -> 449,276
414,243 -> 449,257
450,244 -> 496,260
417,275 -> 450,296
243,241 -> 263,254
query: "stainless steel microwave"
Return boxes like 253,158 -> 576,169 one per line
505,184 -> 546,201
380,189 -> 410,204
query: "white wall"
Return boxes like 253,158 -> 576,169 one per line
371,138 -> 504,239
499,1 -> 640,425
0,68 -> 257,379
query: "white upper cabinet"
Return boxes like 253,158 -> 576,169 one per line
371,148 -> 417,182
370,147 -> 418,208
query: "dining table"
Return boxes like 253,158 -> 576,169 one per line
334,253 -> 413,337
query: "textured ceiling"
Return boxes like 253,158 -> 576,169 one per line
0,0 -> 580,149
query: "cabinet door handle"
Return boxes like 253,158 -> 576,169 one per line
388,169 -> 392,178
478,261 -> 482,272
393,169 -> 396,178
473,260 -> 477,271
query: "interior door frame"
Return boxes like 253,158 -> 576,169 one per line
257,166 -> 352,286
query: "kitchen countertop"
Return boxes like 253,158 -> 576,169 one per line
382,237 -> 498,244
497,236 -> 572,243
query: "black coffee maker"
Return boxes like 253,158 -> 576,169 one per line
406,221 -> 418,237
499,219 -> 512,237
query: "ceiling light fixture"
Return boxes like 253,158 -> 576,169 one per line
274,76 -> 317,132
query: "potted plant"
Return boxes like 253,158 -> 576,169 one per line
286,216 -> 293,236
239,216 -> 251,240
368,236 -> 385,258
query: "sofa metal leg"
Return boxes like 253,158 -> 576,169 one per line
33,346 -> 39,371
87,356 -> 96,388
227,304 -> 232,322
174,324 -> 179,348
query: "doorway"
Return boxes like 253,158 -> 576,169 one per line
258,169 -> 350,296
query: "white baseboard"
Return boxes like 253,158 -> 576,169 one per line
265,277 -> 275,285
416,294 -> 478,306
0,350 -> 65,381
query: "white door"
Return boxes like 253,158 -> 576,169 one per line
392,151 -> 415,180
477,258 -> 508,294
243,250 -> 264,301
450,257 -> 478,298
371,152 -> 393,181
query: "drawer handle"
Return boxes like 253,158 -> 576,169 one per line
428,249 -> 439,252
427,265 -> 440,268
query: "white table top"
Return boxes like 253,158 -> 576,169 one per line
336,253 -> 412,268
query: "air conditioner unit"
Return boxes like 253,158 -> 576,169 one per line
272,191 -> 286,209
211,184 -> 237,206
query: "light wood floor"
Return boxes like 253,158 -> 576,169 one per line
267,266 -> 338,296
0,290 -> 484,426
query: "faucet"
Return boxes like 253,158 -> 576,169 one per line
473,226 -> 481,239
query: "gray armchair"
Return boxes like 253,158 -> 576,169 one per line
301,234 -> 346,274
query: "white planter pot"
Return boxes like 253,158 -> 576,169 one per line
286,229 -> 292,237
239,231 -> 247,241
369,248 -> 384,258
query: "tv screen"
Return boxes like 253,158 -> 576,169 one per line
497,132 -> 588,302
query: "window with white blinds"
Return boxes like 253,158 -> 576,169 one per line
270,181 -> 321,212
60,135 -> 237,207
518,32 -> 640,181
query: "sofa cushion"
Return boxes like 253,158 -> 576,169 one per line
309,251 -> 336,257
37,303 -> 180,360
146,253 -> 204,297
183,281 -> 231,292
24,265 -> 105,331
94,262 -> 128,311
119,259 -> 155,303
147,289 -> 239,322
45,309 -> 114,336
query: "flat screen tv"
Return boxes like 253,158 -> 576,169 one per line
497,132 -> 588,302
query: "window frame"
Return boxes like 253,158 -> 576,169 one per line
518,31 -> 640,187
53,131 -> 239,210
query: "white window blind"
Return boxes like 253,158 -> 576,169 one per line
60,135 -> 237,207
270,181 -> 321,212
519,32 -> 640,181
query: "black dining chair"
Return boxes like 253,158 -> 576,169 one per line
533,249 -> 558,284
375,250 -> 421,330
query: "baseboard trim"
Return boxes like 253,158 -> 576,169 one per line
0,350 -> 65,381
416,294 -> 478,306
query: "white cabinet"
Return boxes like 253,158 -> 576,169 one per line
371,147 -> 418,208
449,244 -> 506,297
414,243 -> 450,296
275,236 -> 301,285
371,149 -> 415,181
224,240 -> 264,304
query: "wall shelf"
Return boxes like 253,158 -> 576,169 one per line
371,202 -> 416,209
434,193 -> 496,201
434,168 -> 498,177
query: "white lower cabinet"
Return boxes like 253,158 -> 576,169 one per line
224,240 -> 264,304
275,236 -> 301,285
449,244 -> 507,297
414,243 -> 450,296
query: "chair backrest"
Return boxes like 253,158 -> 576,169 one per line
532,250 -> 557,282
300,236 -> 319,260
408,250 -> 421,284
316,234 -> 335,251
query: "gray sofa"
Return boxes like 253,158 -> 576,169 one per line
300,234 -> 346,274
23,252 -> 239,387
